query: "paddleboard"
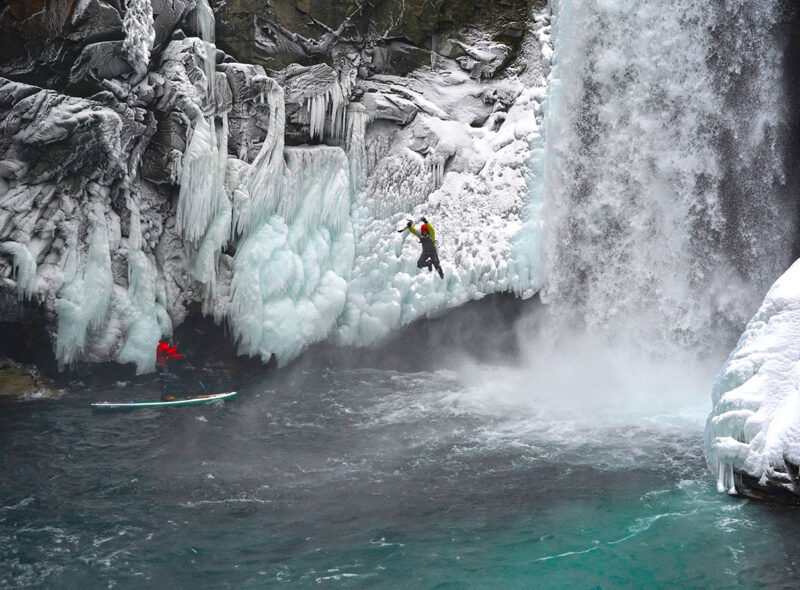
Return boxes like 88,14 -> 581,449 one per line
91,391 -> 237,409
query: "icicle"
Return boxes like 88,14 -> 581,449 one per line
428,155 -> 445,190
196,0 -> 217,105
126,192 -> 143,251
115,191 -> 165,373
305,80 -> 347,141
431,33 -> 439,72
346,103 -> 369,196
122,0 -> 155,74
307,91 -> 328,141
55,202 -> 114,367
118,249 -> 163,374
176,116 -> 229,244
193,116 -> 232,300
0,242 -> 38,300
238,78 -> 286,237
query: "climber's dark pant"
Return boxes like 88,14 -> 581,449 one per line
158,364 -> 177,400
417,249 -> 440,270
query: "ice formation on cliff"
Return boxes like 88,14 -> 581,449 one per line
230,147 -> 353,365
0,3 -> 553,371
122,0 -> 155,75
705,259 -> 800,496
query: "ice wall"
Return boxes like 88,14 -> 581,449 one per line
334,10 -> 552,347
705,260 -> 800,496
229,147 -> 353,366
540,0 -> 796,354
55,201 -> 114,368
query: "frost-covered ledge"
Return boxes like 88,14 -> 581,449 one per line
705,259 -> 800,502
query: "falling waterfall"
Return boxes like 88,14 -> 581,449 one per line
537,0 -> 798,355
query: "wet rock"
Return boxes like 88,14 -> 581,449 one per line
369,42 -> 432,77
211,0 -> 531,71
141,111 -> 186,184
0,359 -> 55,397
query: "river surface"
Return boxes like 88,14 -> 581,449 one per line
2,362 -> 800,589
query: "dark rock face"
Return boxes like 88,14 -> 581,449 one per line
0,0 -> 124,89
212,0 -> 530,71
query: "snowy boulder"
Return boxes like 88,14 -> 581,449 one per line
357,85 -> 418,126
455,41 -> 511,79
705,259 -> 800,502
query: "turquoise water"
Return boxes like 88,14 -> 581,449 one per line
2,365 -> 800,588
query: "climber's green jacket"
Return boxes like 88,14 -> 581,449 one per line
408,221 -> 437,251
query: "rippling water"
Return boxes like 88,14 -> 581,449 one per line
2,364 -> 800,588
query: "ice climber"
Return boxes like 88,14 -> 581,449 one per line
156,338 -> 183,400
405,217 -> 444,279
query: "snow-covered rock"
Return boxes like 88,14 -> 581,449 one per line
705,259 -> 800,501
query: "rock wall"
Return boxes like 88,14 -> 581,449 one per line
0,0 -> 548,373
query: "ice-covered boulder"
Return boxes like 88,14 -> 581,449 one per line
219,62 -> 271,162
69,40 -> 136,93
0,78 -> 147,184
705,259 -> 800,501
152,0 -> 195,50
68,0 -> 125,43
449,40 -> 512,79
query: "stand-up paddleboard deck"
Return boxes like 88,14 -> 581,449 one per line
91,391 -> 237,409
